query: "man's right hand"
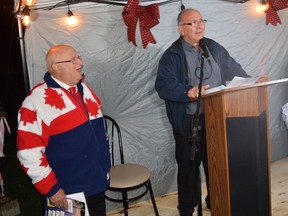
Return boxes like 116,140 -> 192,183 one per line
49,188 -> 68,209
187,85 -> 210,99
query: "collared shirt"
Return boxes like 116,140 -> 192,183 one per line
182,38 -> 222,114
50,75 -> 76,91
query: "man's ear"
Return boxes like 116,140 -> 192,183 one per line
52,63 -> 60,72
178,25 -> 184,36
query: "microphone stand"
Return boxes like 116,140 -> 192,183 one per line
190,53 -> 205,216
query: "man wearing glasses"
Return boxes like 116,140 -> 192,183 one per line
17,44 -> 110,215
155,8 -> 249,216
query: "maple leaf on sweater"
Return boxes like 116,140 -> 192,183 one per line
85,98 -> 99,117
19,107 -> 37,126
39,151 -> 49,168
44,88 -> 66,110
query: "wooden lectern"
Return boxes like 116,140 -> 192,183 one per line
203,79 -> 288,216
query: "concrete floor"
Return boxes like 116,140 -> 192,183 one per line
107,157 -> 288,216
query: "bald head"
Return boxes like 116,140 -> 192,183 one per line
46,45 -> 75,73
177,8 -> 201,25
45,44 -> 84,86
177,8 -> 206,46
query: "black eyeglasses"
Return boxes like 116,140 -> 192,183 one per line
55,55 -> 82,64
194,66 -> 212,80
179,19 -> 207,26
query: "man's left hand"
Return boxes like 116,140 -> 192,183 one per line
256,75 -> 270,83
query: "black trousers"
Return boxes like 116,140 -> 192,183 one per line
86,191 -> 106,216
173,114 -> 210,216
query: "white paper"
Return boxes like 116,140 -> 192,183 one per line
205,85 -> 226,94
226,76 -> 259,88
282,103 -> 288,129
205,76 -> 261,94
66,192 -> 90,216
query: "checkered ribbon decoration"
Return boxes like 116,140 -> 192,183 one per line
265,0 -> 288,26
122,0 -> 159,48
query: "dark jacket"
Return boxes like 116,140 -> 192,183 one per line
155,36 -> 248,135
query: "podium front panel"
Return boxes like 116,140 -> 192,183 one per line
226,112 -> 270,216
224,87 -> 267,118
204,85 -> 271,216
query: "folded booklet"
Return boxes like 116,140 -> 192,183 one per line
45,192 -> 88,216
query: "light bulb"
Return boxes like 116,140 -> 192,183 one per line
65,9 -> 78,26
262,1 -> 269,12
24,0 -> 36,7
22,15 -> 31,27
22,6 -> 31,27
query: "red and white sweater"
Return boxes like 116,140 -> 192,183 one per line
17,72 -> 110,198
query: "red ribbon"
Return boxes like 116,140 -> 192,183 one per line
265,7 -> 281,26
122,0 -> 159,48
265,0 -> 288,26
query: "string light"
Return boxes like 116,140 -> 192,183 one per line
23,0 -> 36,7
262,0 -> 270,12
22,5 -> 31,27
66,4 -> 78,26
16,0 -> 36,28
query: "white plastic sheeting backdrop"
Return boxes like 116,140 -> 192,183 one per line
22,0 -> 288,209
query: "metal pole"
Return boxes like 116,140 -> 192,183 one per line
16,13 -> 30,95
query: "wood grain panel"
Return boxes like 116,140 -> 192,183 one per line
204,94 -> 230,216
223,87 -> 267,118
203,83 -> 273,216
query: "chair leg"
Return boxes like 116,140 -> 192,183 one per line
122,191 -> 129,216
147,179 -> 159,216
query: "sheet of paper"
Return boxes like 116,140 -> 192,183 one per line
226,76 -> 259,88
205,85 -> 226,94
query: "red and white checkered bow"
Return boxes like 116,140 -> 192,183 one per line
122,0 -> 159,48
265,0 -> 288,26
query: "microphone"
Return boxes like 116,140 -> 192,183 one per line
199,38 -> 210,61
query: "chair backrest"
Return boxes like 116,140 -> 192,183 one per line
103,115 -> 124,166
